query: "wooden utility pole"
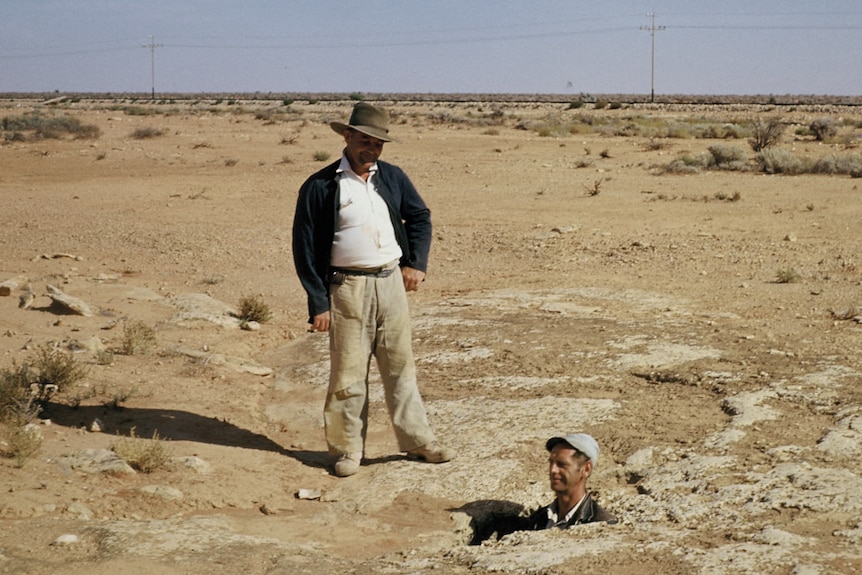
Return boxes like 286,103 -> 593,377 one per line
640,13 -> 665,103
143,36 -> 163,99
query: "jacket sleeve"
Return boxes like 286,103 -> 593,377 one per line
292,169 -> 336,323
380,163 -> 432,273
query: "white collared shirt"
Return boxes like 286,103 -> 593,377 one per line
545,493 -> 587,529
330,155 -> 402,268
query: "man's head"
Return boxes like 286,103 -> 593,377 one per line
545,433 -> 598,498
330,102 -> 394,142
331,102 -> 393,176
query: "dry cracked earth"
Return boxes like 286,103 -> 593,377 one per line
1,97 -> 861,574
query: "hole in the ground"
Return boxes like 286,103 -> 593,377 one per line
450,499 -> 529,545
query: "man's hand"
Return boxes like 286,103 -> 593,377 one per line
402,267 -> 425,292
311,311 -> 331,332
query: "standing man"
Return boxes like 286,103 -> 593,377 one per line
526,433 -> 617,529
292,102 -> 454,477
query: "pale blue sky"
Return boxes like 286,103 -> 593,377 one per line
1,1 -> 860,96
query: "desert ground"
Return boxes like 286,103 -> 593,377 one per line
1,95 -> 861,575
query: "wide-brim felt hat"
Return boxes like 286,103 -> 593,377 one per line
330,102 -> 396,142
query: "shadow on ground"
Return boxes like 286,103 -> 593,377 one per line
41,401 -> 332,469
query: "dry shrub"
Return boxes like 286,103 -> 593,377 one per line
1,113 -> 100,140
775,268 -> 802,284
30,345 -> 88,401
0,363 -> 31,415
0,398 -> 43,467
809,117 -> 838,141
238,294 -> 272,323
707,144 -> 750,171
755,149 -> 806,174
748,117 -> 785,151
811,154 -> 862,176
130,126 -> 165,139
112,428 -> 172,473
122,320 -> 157,355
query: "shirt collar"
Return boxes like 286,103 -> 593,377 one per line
336,153 -> 378,178
547,493 -> 588,527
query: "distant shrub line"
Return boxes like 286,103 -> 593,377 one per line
1,113 -> 100,141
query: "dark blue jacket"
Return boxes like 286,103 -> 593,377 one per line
525,493 -> 618,530
292,159 -> 432,323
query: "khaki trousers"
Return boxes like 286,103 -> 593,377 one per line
324,269 -> 435,454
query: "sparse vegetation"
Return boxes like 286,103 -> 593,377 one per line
755,148 -> 806,174
1,113 -> 100,140
121,320 -> 158,355
809,117 -> 838,142
0,398 -> 43,467
0,362 -> 32,415
584,178 -> 604,196
31,345 -> 88,401
130,126 -> 165,139
94,349 -> 115,365
748,117 -> 785,152
706,144 -> 749,171
313,150 -> 331,162
775,268 -> 802,284
103,386 -> 138,410
237,294 -> 272,323
112,428 -> 172,473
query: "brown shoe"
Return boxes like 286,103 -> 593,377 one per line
406,443 -> 455,463
333,452 -> 362,477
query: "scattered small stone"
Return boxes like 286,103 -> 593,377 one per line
0,279 -> 18,296
56,449 -> 135,475
241,320 -> 261,331
259,503 -> 277,515
139,485 -> 184,500
89,418 -> 103,432
35,253 -> 82,261
51,534 -> 79,546
18,290 -> 35,309
172,455 -> 211,474
46,284 -> 95,317
295,488 -> 322,500
65,501 -> 94,520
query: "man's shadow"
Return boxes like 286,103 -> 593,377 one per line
40,401 -> 331,470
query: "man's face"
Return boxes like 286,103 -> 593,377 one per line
343,129 -> 385,177
548,444 -> 591,495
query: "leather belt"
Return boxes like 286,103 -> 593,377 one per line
331,265 -> 397,279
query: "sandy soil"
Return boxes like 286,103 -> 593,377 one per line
1,97 -> 861,575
